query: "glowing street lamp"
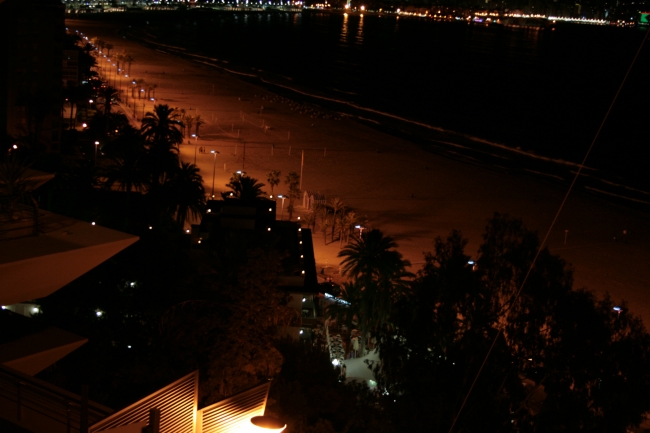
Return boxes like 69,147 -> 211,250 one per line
277,195 -> 286,220
355,224 -> 365,237
210,150 -> 220,198
94,141 -> 100,160
248,416 -> 286,433
192,134 -> 198,164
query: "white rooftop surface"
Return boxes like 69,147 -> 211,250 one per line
0,210 -> 138,305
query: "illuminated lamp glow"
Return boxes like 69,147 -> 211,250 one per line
249,416 -> 287,433
613,306 -> 622,311
269,208 -> 272,211
332,358 -> 340,366
91,222 -> 96,225
186,229 -> 190,233
149,226 -> 152,230
299,330 -> 303,334
207,209 -> 212,213
268,227 -> 271,231
302,298 -> 306,302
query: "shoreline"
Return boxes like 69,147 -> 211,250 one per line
118,20 -> 650,211
68,19 -> 650,327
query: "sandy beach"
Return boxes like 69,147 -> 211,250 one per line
68,19 -> 650,325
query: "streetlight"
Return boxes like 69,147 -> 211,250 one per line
355,225 -> 365,237
210,150 -> 220,198
94,141 -> 100,160
278,195 -> 286,220
248,416 -> 286,433
192,134 -> 198,164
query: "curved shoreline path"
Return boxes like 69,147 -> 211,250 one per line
69,19 -> 650,325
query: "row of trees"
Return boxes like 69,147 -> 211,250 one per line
323,214 -> 650,432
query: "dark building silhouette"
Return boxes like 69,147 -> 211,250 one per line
0,0 -> 65,152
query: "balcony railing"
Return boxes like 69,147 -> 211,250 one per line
0,364 -> 113,433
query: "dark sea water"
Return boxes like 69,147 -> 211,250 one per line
125,11 -> 650,206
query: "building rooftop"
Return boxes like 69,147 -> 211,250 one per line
0,209 -> 138,305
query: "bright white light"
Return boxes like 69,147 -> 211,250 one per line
31,307 -> 39,314
299,330 -> 303,334
269,208 -> 272,211
332,359 -> 340,366
613,306 -> 622,311
302,298 -> 306,302
1,306 -> 5,310
207,209 -> 212,213
127,345 -> 131,349
91,222 -> 96,225
130,282 -> 135,287
95,310 -> 103,317
149,226 -> 152,230
186,229 -> 190,233
268,227 -> 271,231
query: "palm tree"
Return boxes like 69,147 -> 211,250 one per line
313,201 -> 331,228
222,173 -> 267,200
162,162 -> 206,230
63,84 -> 85,130
266,170 -> 280,197
194,114 -> 205,136
101,125 -> 149,195
328,197 -> 346,242
140,104 -> 184,187
183,114 -> 195,138
339,228 -> 411,284
303,211 -> 316,231
325,280 -> 366,333
135,79 -> 145,100
339,210 -> 357,247
338,229 -> 413,350
140,104 -> 184,146
96,85 -> 119,118
284,171 -> 300,220
123,54 -> 135,76
114,53 -> 124,71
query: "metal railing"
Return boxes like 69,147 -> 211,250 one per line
0,364 -> 113,433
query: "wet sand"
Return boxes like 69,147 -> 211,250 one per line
68,19 -> 650,325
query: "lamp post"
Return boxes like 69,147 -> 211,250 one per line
210,150 -> 220,198
355,224 -> 365,238
278,195 -> 286,220
192,134 -> 198,164
94,141 -> 99,160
